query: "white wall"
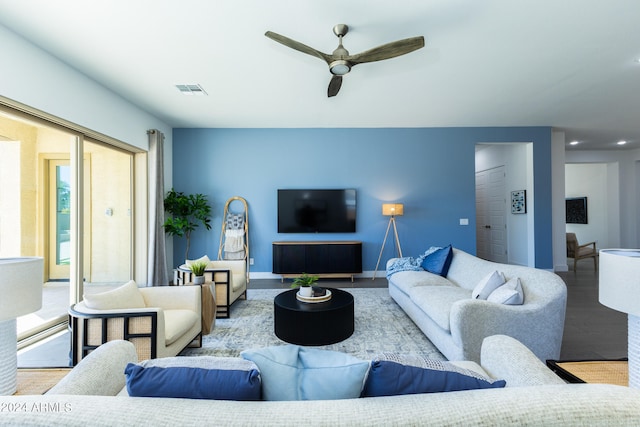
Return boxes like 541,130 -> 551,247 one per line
565,163 -> 610,249
566,149 -> 640,249
551,131 -> 567,271
0,23 -> 172,154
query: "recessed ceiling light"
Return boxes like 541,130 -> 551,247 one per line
175,84 -> 207,96
617,140 -> 627,145
570,140 -> 579,145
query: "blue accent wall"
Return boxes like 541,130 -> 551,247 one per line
172,127 -> 553,273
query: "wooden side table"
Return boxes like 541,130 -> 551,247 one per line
199,284 -> 216,334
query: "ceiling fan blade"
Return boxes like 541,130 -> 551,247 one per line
327,75 -> 342,97
265,31 -> 331,64
348,36 -> 425,65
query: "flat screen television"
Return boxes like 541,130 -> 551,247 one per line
278,189 -> 356,233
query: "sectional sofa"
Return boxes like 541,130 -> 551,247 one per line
387,247 -> 567,363
2,336 -> 640,426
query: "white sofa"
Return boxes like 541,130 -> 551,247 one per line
3,336 -> 640,426
69,284 -> 202,364
387,248 -> 567,363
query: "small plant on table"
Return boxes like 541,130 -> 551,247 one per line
291,273 -> 319,297
189,260 -> 209,284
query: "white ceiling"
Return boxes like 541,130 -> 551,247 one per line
1,0 -> 639,151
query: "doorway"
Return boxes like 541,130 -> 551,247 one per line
475,142 -> 534,266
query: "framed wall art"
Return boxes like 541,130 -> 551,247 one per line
566,197 -> 588,224
511,190 -> 526,214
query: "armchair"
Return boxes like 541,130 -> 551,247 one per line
566,232 -> 598,271
69,281 -> 202,365
177,259 -> 247,318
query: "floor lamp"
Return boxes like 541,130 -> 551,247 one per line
0,257 -> 43,395
599,249 -> 640,388
373,203 -> 403,280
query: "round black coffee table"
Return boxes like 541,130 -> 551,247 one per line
274,288 -> 354,346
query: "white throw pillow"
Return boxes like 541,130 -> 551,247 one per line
472,271 -> 505,300
185,255 -> 211,266
83,280 -> 146,310
487,277 -> 524,305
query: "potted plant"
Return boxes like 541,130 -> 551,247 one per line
291,273 -> 319,297
163,188 -> 212,260
189,260 -> 209,285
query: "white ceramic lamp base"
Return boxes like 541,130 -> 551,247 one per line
629,314 -> 640,388
0,319 -> 17,395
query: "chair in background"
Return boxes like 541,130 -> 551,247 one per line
175,196 -> 249,318
566,232 -> 598,271
177,258 -> 247,319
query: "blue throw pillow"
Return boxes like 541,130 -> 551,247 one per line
421,244 -> 453,276
124,356 -> 261,400
241,345 -> 370,401
362,353 -> 505,397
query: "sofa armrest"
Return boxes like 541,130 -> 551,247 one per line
139,285 -> 201,311
385,258 -> 401,270
47,340 -> 137,396
480,335 -> 565,387
449,297 -> 564,363
69,304 -> 165,364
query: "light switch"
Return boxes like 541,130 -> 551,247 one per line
460,218 -> 469,225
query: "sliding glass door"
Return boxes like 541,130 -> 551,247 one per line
0,109 -> 135,342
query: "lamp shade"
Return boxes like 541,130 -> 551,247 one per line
0,257 -> 43,321
599,249 -> 640,316
382,203 -> 404,216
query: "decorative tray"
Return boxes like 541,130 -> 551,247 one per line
296,289 -> 332,303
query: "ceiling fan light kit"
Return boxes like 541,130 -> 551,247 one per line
329,60 -> 351,75
265,24 -> 424,97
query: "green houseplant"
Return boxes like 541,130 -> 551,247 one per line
163,188 -> 212,261
189,260 -> 209,285
291,273 -> 319,297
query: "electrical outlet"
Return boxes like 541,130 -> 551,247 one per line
249,258 -> 254,265
460,218 -> 469,225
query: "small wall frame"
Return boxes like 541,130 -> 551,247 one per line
511,190 -> 526,214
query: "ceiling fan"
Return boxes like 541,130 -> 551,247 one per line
265,24 -> 425,97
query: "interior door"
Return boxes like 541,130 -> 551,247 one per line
476,169 -> 490,259
476,166 -> 508,263
48,160 -> 70,280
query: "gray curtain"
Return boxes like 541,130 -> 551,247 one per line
147,129 -> 169,286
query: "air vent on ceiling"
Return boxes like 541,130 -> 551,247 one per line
175,84 -> 208,96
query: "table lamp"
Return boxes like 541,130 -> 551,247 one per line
0,257 -> 43,395
372,203 -> 404,280
598,249 -> 640,388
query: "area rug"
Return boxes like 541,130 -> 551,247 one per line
181,288 -> 445,361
